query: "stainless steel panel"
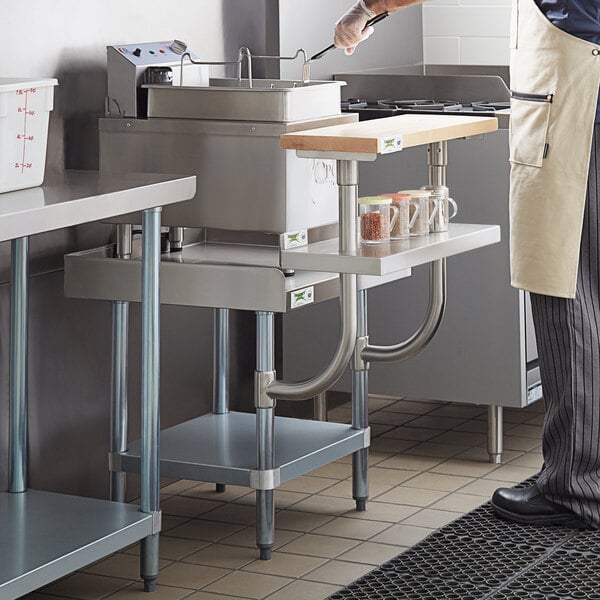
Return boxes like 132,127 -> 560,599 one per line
0,490 -> 153,598
119,412 -> 367,486
281,223 -> 501,276
98,117 -> 347,233
146,79 -> 344,122
525,292 -> 539,363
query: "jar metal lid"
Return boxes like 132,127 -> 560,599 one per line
398,189 -> 431,198
358,196 -> 392,205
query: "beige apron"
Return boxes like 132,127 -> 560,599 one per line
509,0 -> 600,298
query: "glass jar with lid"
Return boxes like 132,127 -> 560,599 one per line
382,192 -> 411,240
358,196 -> 399,244
398,190 -> 431,237
420,185 -> 458,233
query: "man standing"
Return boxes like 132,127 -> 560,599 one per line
334,0 -> 600,530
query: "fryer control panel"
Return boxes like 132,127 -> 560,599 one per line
111,41 -> 190,67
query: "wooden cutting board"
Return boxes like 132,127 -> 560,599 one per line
280,114 -> 498,155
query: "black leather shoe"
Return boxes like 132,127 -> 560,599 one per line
491,484 -> 590,529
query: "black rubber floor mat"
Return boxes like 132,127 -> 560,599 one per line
328,479 -> 600,599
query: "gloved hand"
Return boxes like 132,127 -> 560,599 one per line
334,1 -> 377,55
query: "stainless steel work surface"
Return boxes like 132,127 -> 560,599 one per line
145,79 -> 344,122
0,170 -> 196,242
64,242 -> 412,312
120,412 -> 369,486
0,490 -> 153,599
281,223 -> 501,276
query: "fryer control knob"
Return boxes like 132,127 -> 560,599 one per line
133,48 -> 142,57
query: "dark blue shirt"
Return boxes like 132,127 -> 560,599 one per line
534,0 -> 600,121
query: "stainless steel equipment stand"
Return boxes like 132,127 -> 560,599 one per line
488,405 -> 504,464
313,392 -> 328,421
110,224 -> 132,503
214,308 -> 230,494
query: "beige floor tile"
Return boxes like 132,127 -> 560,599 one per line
428,430 -> 487,447
369,437 -> 418,454
277,533 -> 360,558
429,492 -> 487,513
303,559 -> 373,586
524,413 -> 545,426
370,523 -> 434,546
204,571 -> 292,599
459,478 -> 515,498
375,486 -> 447,507
218,526 -> 302,550
289,495 -> 357,516
454,447 -> 523,463
402,472 -> 474,492
311,516 -> 391,540
503,407 -> 537,423
160,515 -> 191,533
181,482 -> 253,503
369,450 -> 399,466
369,411 -> 419,426
160,496 -> 224,519
368,467 -> 418,486
509,453 -> 544,469
370,423 -> 396,437
274,510 -> 336,532
404,442 -> 470,458
384,399 -> 443,414
405,415 -> 467,430
376,454 -> 444,471
452,419 -> 488,433
123,535 -> 210,561
318,479 -> 393,500
430,458 -> 501,478
243,552 -> 326,578
199,503 -> 257,525
183,543 -> 258,569
42,573 -> 131,599
160,479 -> 203,495
186,592 -> 252,600
264,579 -> 341,600
157,562 -> 230,590
402,508 -> 460,528
342,501 -> 420,523
307,462 -> 352,480
277,476 -> 338,494
380,427 -> 440,442
482,464 -> 540,483
499,436 -> 543,452
167,518 -> 245,542
328,408 -> 352,423
368,396 -> 399,412
338,541 -> 408,565
504,424 -> 543,439
83,553 -> 171,580
231,490 -> 311,510
104,582 -> 191,599
428,404 -> 487,419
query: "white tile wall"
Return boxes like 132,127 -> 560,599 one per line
422,0 -> 511,65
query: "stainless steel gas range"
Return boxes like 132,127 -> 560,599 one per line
283,66 -> 542,427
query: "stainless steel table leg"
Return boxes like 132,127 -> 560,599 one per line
488,405 -> 503,464
313,392 -> 328,421
110,225 -> 131,502
214,308 -> 230,494
352,290 -> 369,511
140,208 -> 161,591
9,236 -> 29,494
256,311 -> 275,561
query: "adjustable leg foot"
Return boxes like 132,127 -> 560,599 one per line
143,578 -> 157,593
355,499 -> 367,512
259,547 -> 272,561
216,483 -> 226,493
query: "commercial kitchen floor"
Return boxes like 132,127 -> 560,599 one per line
26,396 -> 545,600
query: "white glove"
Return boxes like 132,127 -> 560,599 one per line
334,1 -> 377,55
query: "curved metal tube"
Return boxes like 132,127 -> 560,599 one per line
179,47 -> 252,87
267,159 -> 358,401
361,258 -> 447,364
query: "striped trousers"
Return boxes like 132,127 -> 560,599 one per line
531,124 -> 600,529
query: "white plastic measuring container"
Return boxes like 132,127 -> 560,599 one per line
0,78 -> 58,194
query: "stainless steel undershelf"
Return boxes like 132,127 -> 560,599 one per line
119,412 -> 369,487
281,223 -> 501,275
64,242 -> 412,313
0,490 -> 154,599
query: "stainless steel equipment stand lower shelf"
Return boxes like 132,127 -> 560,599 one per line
0,171 -> 196,598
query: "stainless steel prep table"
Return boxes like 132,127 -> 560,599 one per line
0,170 -> 196,598
64,114 -> 501,561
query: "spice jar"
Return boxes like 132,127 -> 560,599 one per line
358,196 -> 399,244
420,185 -> 458,233
382,193 -> 411,240
399,190 -> 431,237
